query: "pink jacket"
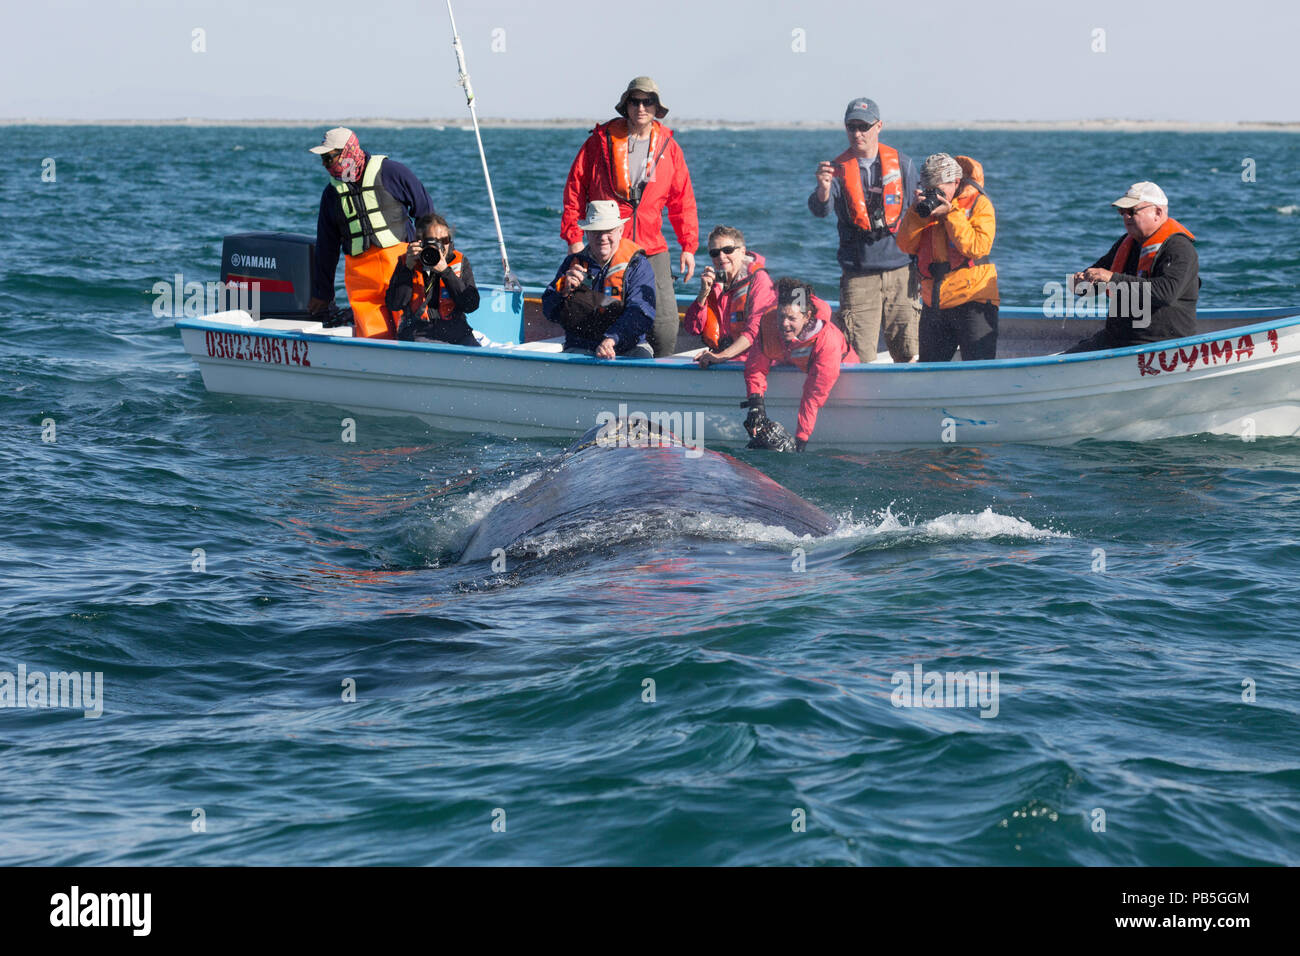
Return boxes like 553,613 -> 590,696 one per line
743,296 -> 857,442
682,253 -> 774,356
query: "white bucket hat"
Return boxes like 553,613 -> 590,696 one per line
578,200 -> 628,231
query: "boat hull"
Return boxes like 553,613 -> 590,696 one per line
177,307 -> 1300,449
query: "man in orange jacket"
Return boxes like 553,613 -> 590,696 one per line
895,153 -> 999,361
561,77 -> 699,357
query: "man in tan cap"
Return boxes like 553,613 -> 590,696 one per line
561,77 -> 698,357
307,126 -> 435,339
1064,181 -> 1199,352
542,200 -> 656,359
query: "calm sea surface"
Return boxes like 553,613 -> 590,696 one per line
2,126 -> 1299,865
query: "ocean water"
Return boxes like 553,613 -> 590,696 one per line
2,126 -> 1299,865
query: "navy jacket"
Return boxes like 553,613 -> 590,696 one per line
541,248 -> 657,353
312,153 -> 435,300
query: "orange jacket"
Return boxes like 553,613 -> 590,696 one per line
895,156 -> 998,309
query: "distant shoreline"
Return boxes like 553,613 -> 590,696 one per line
4,117 -> 1300,132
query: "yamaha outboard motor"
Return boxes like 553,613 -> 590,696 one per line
220,232 -> 351,325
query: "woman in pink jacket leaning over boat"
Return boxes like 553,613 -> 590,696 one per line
742,278 -> 858,452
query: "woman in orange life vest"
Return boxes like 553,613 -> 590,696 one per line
743,278 -> 859,452
384,214 -> 481,347
894,153 -> 999,362
684,226 -> 776,367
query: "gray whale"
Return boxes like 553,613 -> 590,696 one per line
459,418 -> 835,563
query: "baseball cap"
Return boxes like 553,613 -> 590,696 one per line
309,127 -> 355,154
844,98 -> 880,126
1112,181 -> 1169,208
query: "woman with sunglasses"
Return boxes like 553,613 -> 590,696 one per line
385,213 -> 481,347
685,226 -> 775,367
560,76 -> 699,357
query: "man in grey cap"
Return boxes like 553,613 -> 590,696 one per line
561,77 -> 699,357
1064,181 -> 1199,352
810,98 -> 920,363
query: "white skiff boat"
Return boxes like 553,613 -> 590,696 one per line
175,291 -> 1300,449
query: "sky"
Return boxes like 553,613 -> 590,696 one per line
2,0 -> 1297,123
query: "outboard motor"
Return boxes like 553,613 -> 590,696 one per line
220,232 -> 350,325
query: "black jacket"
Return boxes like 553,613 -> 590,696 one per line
385,254 -> 480,345
1092,232 -> 1199,346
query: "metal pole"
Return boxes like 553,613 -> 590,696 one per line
447,0 -> 520,291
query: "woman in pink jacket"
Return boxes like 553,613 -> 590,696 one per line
685,225 -> 776,366
743,278 -> 858,451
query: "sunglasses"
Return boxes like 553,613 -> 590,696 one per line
846,122 -> 877,134
709,245 -> 739,258
1119,205 -> 1153,218
626,97 -> 658,109
424,237 -> 451,247
320,151 -> 341,165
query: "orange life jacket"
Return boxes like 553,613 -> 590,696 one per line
758,304 -> 849,370
1110,217 -> 1196,277
551,238 -> 644,300
700,259 -> 767,350
834,143 -> 905,236
915,156 -> 994,309
604,119 -> 671,202
409,249 -> 466,320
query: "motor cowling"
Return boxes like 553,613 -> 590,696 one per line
220,232 -> 315,317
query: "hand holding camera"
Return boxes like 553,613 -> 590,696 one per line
914,187 -> 951,218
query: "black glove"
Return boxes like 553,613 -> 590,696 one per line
795,438 -> 807,452
741,394 -> 765,437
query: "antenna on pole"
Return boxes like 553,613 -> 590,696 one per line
447,0 -> 520,292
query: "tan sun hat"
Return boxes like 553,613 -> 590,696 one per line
577,200 -> 629,231
615,77 -> 669,118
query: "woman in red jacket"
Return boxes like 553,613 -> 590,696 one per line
743,278 -> 858,452
560,76 -> 698,357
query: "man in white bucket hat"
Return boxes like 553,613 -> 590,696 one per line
542,200 -> 656,359
1064,181 -> 1200,353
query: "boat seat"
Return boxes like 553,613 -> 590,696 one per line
513,337 -> 565,353
257,319 -> 324,332
203,310 -> 257,327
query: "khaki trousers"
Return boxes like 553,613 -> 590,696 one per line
836,265 -> 920,362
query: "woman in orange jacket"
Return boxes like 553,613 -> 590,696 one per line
894,153 -> 999,361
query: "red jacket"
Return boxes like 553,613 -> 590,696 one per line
743,296 -> 857,443
682,252 -> 775,355
561,119 -> 699,257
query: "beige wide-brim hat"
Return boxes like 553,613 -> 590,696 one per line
615,76 -> 669,118
578,200 -> 629,231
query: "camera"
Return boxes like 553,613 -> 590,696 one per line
915,187 -> 946,217
418,241 -> 443,269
